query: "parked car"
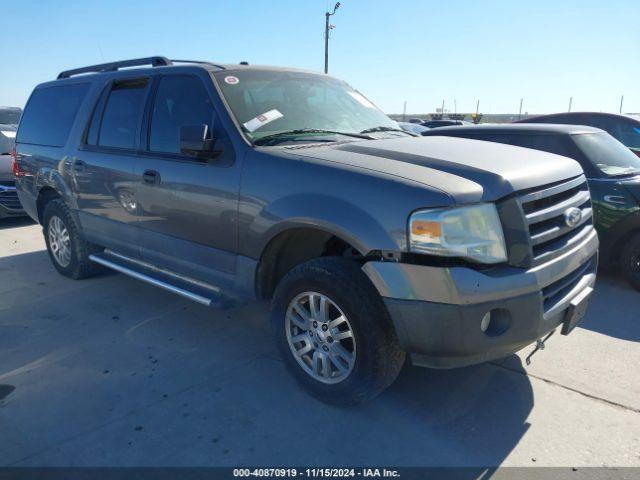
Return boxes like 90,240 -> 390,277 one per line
422,123 -> 640,289
15,57 -> 597,404
421,119 -> 473,129
0,106 -> 25,218
517,112 -> 640,158
397,121 -> 429,135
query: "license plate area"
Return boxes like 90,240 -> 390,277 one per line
561,286 -> 593,335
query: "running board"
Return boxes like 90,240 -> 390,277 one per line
89,251 -> 236,308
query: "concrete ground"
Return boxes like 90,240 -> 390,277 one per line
0,217 -> 639,467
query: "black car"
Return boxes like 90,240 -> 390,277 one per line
421,119 -> 473,129
517,112 -> 640,158
422,123 -> 640,290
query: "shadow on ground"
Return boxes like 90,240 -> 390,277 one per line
0,217 -> 35,230
0,249 -> 535,468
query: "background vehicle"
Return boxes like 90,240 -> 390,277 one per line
397,121 -> 429,135
421,119 -> 473,129
423,123 -> 640,290
0,107 -> 25,218
517,112 -> 640,158
14,57 -> 597,404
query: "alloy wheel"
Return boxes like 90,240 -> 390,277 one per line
285,291 -> 356,384
48,215 -> 72,267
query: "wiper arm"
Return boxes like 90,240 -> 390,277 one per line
253,128 -> 374,145
360,126 -> 416,136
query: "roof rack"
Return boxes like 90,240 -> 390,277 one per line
170,59 -> 226,70
57,56 -> 173,79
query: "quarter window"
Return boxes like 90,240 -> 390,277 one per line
98,79 -> 148,150
17,83 -> 89,147
149,75 -> 215,155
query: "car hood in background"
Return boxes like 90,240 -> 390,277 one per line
288,136 -> 584,203
0,124 -> 17,155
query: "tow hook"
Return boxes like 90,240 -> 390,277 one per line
525,330 -> 555,366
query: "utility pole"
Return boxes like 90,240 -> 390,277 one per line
454,99 -> 457,115
324,2 -> 341,74
518,98 -> 523,120
441,99 -> 445,116
402,101 -> 407,122
620,95 -> 624,114
568,97 -> 573,112
476,100 -> 480,117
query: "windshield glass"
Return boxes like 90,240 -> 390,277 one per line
213,70 -> 400,144
573,132 -> 640,177
0,109 -> 21,125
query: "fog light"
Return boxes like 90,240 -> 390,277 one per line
480,312 -> 491,332
480,308 -> 512,337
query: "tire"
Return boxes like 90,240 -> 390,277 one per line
42,198 -> 103,279
271,257 -> 405,405
620,233 -> 640,291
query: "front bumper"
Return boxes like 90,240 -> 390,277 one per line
0,182 -> 25,218
363,228 -> 598,368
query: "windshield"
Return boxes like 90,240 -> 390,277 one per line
573,132 -> 640,177
213,70 -> 400,144
0,109 -> 21,125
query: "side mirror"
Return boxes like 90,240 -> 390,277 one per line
180,125 -> 220,158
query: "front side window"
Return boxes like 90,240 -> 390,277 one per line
98,79 -> 148,149
213,70 -> 402,145
573,132 -> 640,177
17,83 -> 89,147
149,75 -> 215,154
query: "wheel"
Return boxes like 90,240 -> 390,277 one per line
271,257 -> 405,405
620,233 -> 640,291
42,199 -> 103,279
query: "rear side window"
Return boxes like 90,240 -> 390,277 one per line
17,83 -> 89,147
149,75 -> 215,155
98,79 -> 148,150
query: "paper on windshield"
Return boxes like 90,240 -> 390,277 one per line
243,109 -> 284,132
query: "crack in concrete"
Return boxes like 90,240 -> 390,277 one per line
492,361 -> 640,414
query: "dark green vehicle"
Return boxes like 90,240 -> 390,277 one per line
422,124 -> 640,290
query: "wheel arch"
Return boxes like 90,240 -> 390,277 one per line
255,224 -> 367,300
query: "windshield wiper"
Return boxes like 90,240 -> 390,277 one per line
253,128 -> 374,145
360,126 -> 416,136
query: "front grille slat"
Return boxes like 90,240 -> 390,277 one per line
525,189 -> 590,225
530,207 -> 593,246
515,174 -> 594,268
542,256 -> 596,312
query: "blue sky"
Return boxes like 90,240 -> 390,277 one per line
2,0 -> 638,114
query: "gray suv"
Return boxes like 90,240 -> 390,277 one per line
14,57 -> 598,404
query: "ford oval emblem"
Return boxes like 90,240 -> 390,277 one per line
564,207 -> 582,228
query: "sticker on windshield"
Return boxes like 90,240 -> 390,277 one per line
347,91 -> 376,109
243,109 -> 284,132
224,76 -> 239,85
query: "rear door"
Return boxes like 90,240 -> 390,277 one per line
73,77 -> 150,259
134,72 -> 240,287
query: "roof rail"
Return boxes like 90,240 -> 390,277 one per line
170,59 -> 226,70
57,56 -> 173,79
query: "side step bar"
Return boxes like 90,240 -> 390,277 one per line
89,251 -> 235,308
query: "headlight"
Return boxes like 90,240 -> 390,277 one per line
409,204 -> 507,264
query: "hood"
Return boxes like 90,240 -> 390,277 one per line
0,124 -> 17,155
288,136 -> 584,203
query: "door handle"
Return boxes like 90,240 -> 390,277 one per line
73,159 -> 85,172
142,170 -> 161,185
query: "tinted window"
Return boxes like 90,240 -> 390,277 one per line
573,132 -> 640,177
506,134 -> 576,158
150,75 -> 215,154
0,108 -> 21,125
98,80 -> 148,149
17,83 -> 89,146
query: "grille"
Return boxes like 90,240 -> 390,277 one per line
517,175 -> 593,267
542,255 -> 596,313
0,185 -> 22,210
